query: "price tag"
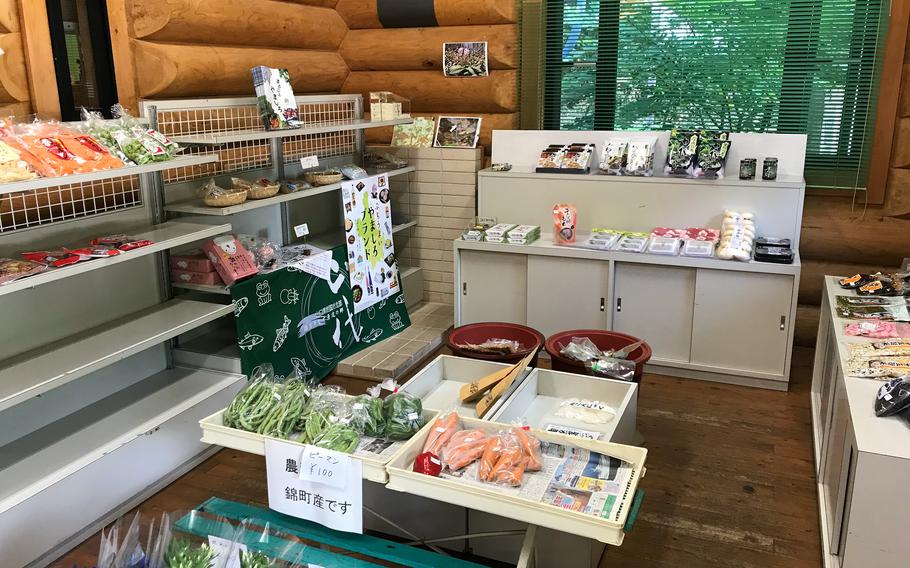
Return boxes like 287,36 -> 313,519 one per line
207,535 -> 244,568
300,155 -> 319,169
294,223 -> 310,238
291,250 -> 331,282
298,445 -> 350,489
265,438 -> 363,534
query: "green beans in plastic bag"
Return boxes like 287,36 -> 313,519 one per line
223,364 -> 281,433
256,378 -> 309,439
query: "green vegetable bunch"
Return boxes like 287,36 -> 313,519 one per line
349,394 -> 385,438
164,538 -> 217,568
257,379 -> 309,439
224,366 -> 280,433
313,423 -> 361,453
239,550 -> 272,568
382,393 -> 424,440
301,408 -> 332,444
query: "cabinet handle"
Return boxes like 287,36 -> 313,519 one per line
616,297 -> 622,312
600,297 -> 605,312
780,315 -> 786,331
462,282 -> 467,296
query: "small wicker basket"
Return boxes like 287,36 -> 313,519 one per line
247,183 -> 280,199
304,170 -> 343,186
203,189 -> 248,207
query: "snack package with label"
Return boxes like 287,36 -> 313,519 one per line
844,320 -> 910,338
0,123 -> 38,182
552,204 -> 577,244
681,239 -> 716,258
613,233 -> 649,253
90,234 -> 154,251
685,227 -> 720,242
201,235 -> 258,285
21,249 -> 83,268
554,398 -> 617,424
0,258 -> 47,284
6,122 -> 97,177
170,269 -> 222,286
599,138 -> 628,175
665,129 -> 699,175
647,236 -> 681,256
650,227 -> 689,239
692,132 -> 731,178
623,137 -> 657,176
170,251 -> 215,273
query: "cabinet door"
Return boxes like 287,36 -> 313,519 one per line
690,270 -> 794,375
821,371 -> 855,559
612,263 -> 696,362
526,256 -> 608,337
459,250 -> 528,325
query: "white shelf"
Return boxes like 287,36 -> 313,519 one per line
454,234 -> 801,276
0,221 -> 232,297
479,167 -> 806,189
165,166 -> 416,216
171,282 -> 231,295
0,299 -> 234,413
0,366 -> 244,514
169,118 -> 414,145
0,154 -> 219,197
401,265 -> 421,278
393,220 -> 417,233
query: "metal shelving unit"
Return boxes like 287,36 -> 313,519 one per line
169,118 -> 413,145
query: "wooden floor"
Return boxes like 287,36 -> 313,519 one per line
53,348 -> 821,568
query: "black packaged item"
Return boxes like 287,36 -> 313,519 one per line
857,279 -> 896,296
839,273 -> 875,289
693,137 -> 731,178
665,129 -> 699,175
755,237 -> 791,248
753,245 -> 794,264
874,377 -> 910,417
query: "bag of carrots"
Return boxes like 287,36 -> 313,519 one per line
487,432 -> 528,487
441,428 -> 488,471
422,411 -> 460,456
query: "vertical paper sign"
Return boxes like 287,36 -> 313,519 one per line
265,438 -> 363,534
340,173 -> 399,313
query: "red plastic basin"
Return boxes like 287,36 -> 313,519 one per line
545,329 -> 652,381
446,322 -> 545,366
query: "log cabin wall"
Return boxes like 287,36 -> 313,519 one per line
0,0 -> 32,118
336,0 -> 519,151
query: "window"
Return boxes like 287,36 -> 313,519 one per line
540,0 -> 889,189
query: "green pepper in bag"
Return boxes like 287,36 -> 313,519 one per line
383,392 -> 424,440
313,423 -> 361,453
350,394 -> 386,437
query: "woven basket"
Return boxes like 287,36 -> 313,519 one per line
203,190 -> 248,207
304,171 -> 343,186
247,183 -> 280,199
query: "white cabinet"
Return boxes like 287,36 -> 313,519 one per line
527,256 -> 608,337
612,263 -> 695,363
690,271 -> 794,375
459,250 -> 528,325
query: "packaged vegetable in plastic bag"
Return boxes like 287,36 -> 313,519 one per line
487,431 -> 528,487
223,517 -> 310,568
599,137 -> 628,175
478,434 -> 504,481
223,363 -> 281,433
112,103 -> 181,158
301,385 -> 350,444
441,428 -> 488,471
512,426 -> 542,471
555,398 -> 617,424
382,389 -> 425,440
560,336 -> 603,362
587,357 -> 636,382
7,120 -> 100,176
665,129 -> 699,176
350,386 -> 386,438
256,376 -> 309,439
313,422 -> 360,453
422,410 -> 461,456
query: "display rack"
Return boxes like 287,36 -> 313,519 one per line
168,117 -> 413,145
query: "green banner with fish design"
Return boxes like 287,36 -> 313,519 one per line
231,245 -> 410,381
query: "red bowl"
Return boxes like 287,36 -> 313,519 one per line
446,322 -> 545,365
545,329 -> 652,381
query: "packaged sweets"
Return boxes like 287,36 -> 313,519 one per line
646,236 -> 681,256
681,239 -> 716,257
623,137 -> 657,176
0,140 -> 37,182
650,227 -> 689,239
584,232 -> 621,250
201,235 -> 258,285
0,258 -> 46,284
506,224 -> 540,245
552,204 -> 577,244
614,234 -> 649,253
665,129 -> 699,175
599,138 -> 628,174
840,274 -> 876,290
484,223 -> 516,240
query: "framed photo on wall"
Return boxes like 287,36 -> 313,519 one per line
433,116 -> 482,149
442,42 -> 489,77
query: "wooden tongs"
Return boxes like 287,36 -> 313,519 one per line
458,350 -> 536,418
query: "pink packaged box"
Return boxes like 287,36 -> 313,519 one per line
171,269 -> 223,286
170,250 -> 215,273
201,235 -> 258,285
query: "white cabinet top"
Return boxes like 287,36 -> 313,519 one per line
824,276 -> 910,460
454,234 -> 801,276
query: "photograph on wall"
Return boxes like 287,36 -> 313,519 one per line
433,116 -> 482,148
391,117 -> 435,147
341,173 -> 399,313
443,42 -> 489,77
251,66 -> 301,131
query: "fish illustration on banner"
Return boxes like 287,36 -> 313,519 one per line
340,173 -> 399,314
231,245 -> 410,381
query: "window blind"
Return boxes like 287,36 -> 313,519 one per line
540,0 -> 889,189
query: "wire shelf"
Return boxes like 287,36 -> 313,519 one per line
1,176 -> 141,233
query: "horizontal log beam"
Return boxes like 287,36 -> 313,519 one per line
336,0 -> 515,29
0,33 -> 29,102
133,40 -> 348,98
130,0 -> 346,50
340,25 -> 517,71
342,70 -> 517,113
0,0 -> 17,33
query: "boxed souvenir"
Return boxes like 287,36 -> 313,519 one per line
506,225 -> 540,245
613,233 -> 649,253
536,143 -> 595,174
599,138 -> 628,175
623,137 -> 657,176
484,223 -> 517,240
369,91 -> 410,121
251,66 -> 301,131
646,236 -> 681,256
170,269 -> 223,286
753,245 -> 794,264
170,250 -> 215,273
201,235 -> 259,285
681,239 -> 716,258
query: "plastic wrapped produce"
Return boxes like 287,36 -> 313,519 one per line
382,391 -> 424,440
